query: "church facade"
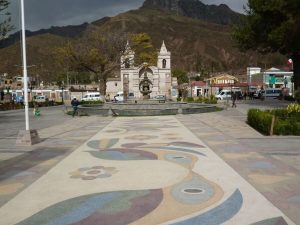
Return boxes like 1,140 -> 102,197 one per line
119,41 -> 176,100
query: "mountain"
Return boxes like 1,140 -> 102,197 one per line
0,23 -> 89,49
142,0 -> 242,25
90,6 -> 284,74
0,1 -> 285,82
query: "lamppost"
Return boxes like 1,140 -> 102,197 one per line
61,82 -> 65,104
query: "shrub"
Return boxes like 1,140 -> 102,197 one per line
209,95 -> 218,104
274,119 -> 300,135
287,103 -> 300,114
271,108 -> 288,119
248,106 -> 300,136
195,96 -> 203,103
80,100 -> 103,105
247,109 -> 273,135
184,97 -> 194,102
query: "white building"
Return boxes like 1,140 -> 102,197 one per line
119,41 -> 175,99
247,67 -> 261,84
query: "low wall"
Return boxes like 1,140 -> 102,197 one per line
78,102 -> 217,116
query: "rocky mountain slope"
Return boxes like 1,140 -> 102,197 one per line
142,0 -> 242,25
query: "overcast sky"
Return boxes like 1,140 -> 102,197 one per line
8,0 -> 248,31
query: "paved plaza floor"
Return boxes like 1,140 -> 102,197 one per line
0,102 -> 299,225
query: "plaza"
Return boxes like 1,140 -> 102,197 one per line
0,99 -> 299,225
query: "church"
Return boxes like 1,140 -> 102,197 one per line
116,41 -> 177,100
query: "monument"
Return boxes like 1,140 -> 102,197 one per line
120,41 -> 174,100
139,72 -> 153,99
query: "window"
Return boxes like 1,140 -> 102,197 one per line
115,82 -> 118,87
162,59 -> 166,68
124,58 -> 130,68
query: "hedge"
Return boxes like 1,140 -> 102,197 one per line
248,109 -> 273,135
247,105 -> 300,136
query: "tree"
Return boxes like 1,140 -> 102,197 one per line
172,68 -> 188,85
172,68 -> 189,97
0,0 -> 14,40
54,28 -> 127,95
54,31 -> 157,95
233,0 -> 300,88
130,33 -> 157,66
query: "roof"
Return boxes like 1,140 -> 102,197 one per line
266,67 -> 280,72
207,74 -> 238,81
192,81 -> 206,86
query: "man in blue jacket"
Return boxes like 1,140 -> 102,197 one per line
71,98 -> 79,117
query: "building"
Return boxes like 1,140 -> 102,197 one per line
251,67 -> 293,91
247,67 -> 261,84
206,74 -> 240,94
190,81 -> 209,97
119,41 -> 176,99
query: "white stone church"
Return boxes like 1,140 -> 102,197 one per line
106,41 -> 177,100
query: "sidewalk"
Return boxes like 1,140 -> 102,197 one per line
0,113 -> 296,225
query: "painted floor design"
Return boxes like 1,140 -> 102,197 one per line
0,116 -> 294,225
176,113 -> 300,224
0,118 -> 114,208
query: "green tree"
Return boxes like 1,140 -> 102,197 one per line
172,68 -> 188,84
130,33 -> 157,66
0,0 -> 14,40
54,29 -> 127,95
232,0 -> 300,88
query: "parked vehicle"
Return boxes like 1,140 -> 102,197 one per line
264,88 -> 282,98
114,91 -> 124,102
15,96 -> 24,103
254,88 -> 282,98
154,95 -> 166,101
216,90 -> 231,100
128,92 -> 135,99
34,95 -> 46,103
81,92 -> 104,102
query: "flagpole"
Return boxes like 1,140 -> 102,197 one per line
20,0 -> 29,130
16,0 -> 40,146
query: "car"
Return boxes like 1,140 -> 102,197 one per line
15,96 -> 24,103
154,95 -> 166,100
154,95 -> 166,103
81,93 -> 105,102
216,90 -> 231,100
114,91 -> 124,102
34,95 -> 46,103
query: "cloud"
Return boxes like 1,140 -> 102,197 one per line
8,0 -> 247,31
9,0 -> 144,31
201,0 -> 248,13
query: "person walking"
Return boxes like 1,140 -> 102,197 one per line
232,92 -> 237,108
71,98 -> 79,117
33,102 -> 40,117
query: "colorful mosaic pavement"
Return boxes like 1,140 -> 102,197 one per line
0,116 -> 295,225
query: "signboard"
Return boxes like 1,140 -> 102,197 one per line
269,75 -> 276,84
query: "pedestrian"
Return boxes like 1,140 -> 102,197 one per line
105,94 -> 110,102
33,102 -> 40,117
232,92 -> 237,108
71,97 -> 79,117
243,92 -> 247,100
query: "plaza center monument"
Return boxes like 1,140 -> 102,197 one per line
120,41 -> 175,100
